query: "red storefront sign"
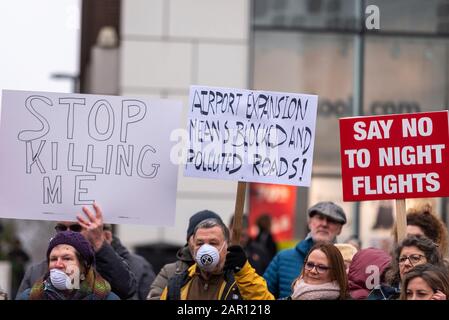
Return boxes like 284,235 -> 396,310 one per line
340,111 -> 449,201
249,183 -> 296,241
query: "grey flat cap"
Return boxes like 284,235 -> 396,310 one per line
307,201 -> 347,225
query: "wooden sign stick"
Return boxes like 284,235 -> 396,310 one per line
395,199 -> 407,243
231,181 -> 247,246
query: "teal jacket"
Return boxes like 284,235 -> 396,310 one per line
263,236 -> 315,298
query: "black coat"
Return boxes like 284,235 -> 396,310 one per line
111,236 -> 156,300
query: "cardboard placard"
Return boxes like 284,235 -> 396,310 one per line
340,111 -> 449,201
0,90 -> 182,225
185,85 -> 318,187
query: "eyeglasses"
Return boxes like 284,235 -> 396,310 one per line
54,224 -> 82,233
304,261 -> 332,273
398,254 -> 426,266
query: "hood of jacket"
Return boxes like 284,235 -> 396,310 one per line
348,247 -> 391,299
176,244 -> 194,263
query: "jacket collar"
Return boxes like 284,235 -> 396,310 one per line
295,235 -> 315,255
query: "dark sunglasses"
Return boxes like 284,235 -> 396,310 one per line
54,224 -> 82,233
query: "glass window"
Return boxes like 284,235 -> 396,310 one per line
253,32 -> 354,170
254,0 -> 359,31
366,0 -> 446,34
252,0 -> 449,243
364,37 -> 449,115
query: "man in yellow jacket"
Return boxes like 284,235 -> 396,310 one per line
160,217 -> 274,300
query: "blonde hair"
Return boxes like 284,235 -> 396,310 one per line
335,243 -> 358,262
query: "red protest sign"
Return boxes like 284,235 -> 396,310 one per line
339,111 -> 449,201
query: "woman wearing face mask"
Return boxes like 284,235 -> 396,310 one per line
17,231 -> 119,300
288,242 -> 350,300
400,264 -> 449,300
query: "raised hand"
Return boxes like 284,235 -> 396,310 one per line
77,202 -> 105,251
431,290 -> 447,300
224,245 -> 247,273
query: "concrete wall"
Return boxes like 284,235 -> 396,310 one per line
0,261 -> 11,299
118,0 -> 250,249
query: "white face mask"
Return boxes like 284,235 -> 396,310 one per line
195,243 -> 226,272
49,269 -> 72,290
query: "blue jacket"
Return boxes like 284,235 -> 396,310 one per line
263,236 -> 315,299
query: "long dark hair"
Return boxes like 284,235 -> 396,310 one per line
296,242 -> 350,299
385,235 -> 444,286
399,263 -> 449,300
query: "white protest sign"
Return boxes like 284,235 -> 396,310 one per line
184,86 -> 318,186
0,90 -> 182,225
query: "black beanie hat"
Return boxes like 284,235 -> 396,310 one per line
186,210 -> 224,241
47,231 -> 95,267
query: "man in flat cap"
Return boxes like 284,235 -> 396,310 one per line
263,201 -> 347,298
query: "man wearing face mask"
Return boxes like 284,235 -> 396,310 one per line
263,201 -> 347,299
147,210 -> 225,300
160,217 -> 274,300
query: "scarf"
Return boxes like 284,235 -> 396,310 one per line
291,279 -> 341,300
29,268 -> 111,300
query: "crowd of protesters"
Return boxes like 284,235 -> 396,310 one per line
2,200 -> 449,301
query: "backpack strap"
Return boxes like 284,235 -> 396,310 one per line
166,271 -> 190,300
221,270 -> 242,300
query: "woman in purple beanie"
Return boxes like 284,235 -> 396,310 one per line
17,231 -> 119,300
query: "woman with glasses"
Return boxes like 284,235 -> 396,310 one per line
369,235 -> 445,300
288,242 -> 349,300
399,263 -> 449,300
